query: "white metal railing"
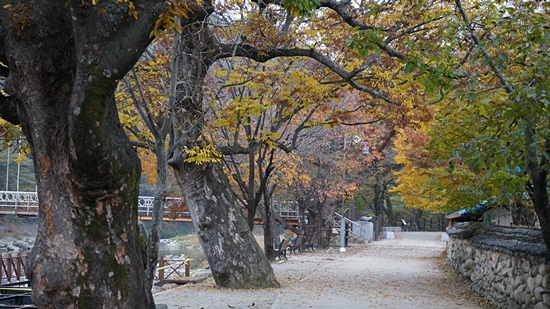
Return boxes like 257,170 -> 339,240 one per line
0,192 -> 302,221
334,213 -> 368,240
0,191 -> 187,218
0,191 -> 39,215
272,200 -> 300,220
137,196 -> 186,217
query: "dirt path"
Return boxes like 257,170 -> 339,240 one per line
154,232 -> 482,309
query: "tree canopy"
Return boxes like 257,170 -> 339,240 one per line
1,0 -> 550,305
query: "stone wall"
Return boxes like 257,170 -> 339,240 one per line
447,223 -> 550,309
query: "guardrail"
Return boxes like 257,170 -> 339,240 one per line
0,192 -> 187,218
0,280 -> 33,308
137,196 -> 186,218
0,191 -> 39,216
0,191 -> 302,221
333,213 -> 369,240
272,200 -> 300,220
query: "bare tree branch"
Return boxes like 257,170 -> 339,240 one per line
215,44 -> 397,105
454,0 -> 513,94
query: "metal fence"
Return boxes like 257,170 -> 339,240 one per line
0,191 -> 188,219
0,191 -> 39,216
272,200 -> 300,220
333,213 -> 370,240
137,196 -> 186,218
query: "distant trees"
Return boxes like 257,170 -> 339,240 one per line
290,128 -> 343,248
209,57 -> 339,257
390,0 -> 550,250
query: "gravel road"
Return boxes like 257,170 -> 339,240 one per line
154,232 -> 483,309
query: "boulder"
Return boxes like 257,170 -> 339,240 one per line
12,241 -> 29,250
534,302 -> 550,309
6,245 -> 19,252
463,258 -> 475,271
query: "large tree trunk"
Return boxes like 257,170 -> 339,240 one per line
383,196 -> 396,223
372,175 -> 384,217
262,188 -> 275,261
526,130 -> 550,256
305,200 -> 334,249
0,1 -> 164,307
168,8 -> 279,288
172,162 -> 279,288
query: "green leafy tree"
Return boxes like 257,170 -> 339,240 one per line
391,0 -> 549,247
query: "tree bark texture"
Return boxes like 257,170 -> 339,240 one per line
144,140 -> 169,289
168,9 -> 279,288
172,162 -> 280,288
262,190 -> 275,261
305,200 -> 335,249
246,151 -> 257,230
0,1 -> 164,307
525,128 -> 550,257
372,175 -> 383,217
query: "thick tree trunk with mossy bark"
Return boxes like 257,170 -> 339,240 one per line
0,1 -> 165,307
167,9 -> 279,288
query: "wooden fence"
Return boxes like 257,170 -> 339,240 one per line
2,253 -> 189,284
156,256 -> 190,281
1,252 -> 29,284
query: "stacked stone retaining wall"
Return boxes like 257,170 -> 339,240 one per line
447,223 -> 550,309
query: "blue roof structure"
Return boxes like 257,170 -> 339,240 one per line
445,201 -> 488,221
